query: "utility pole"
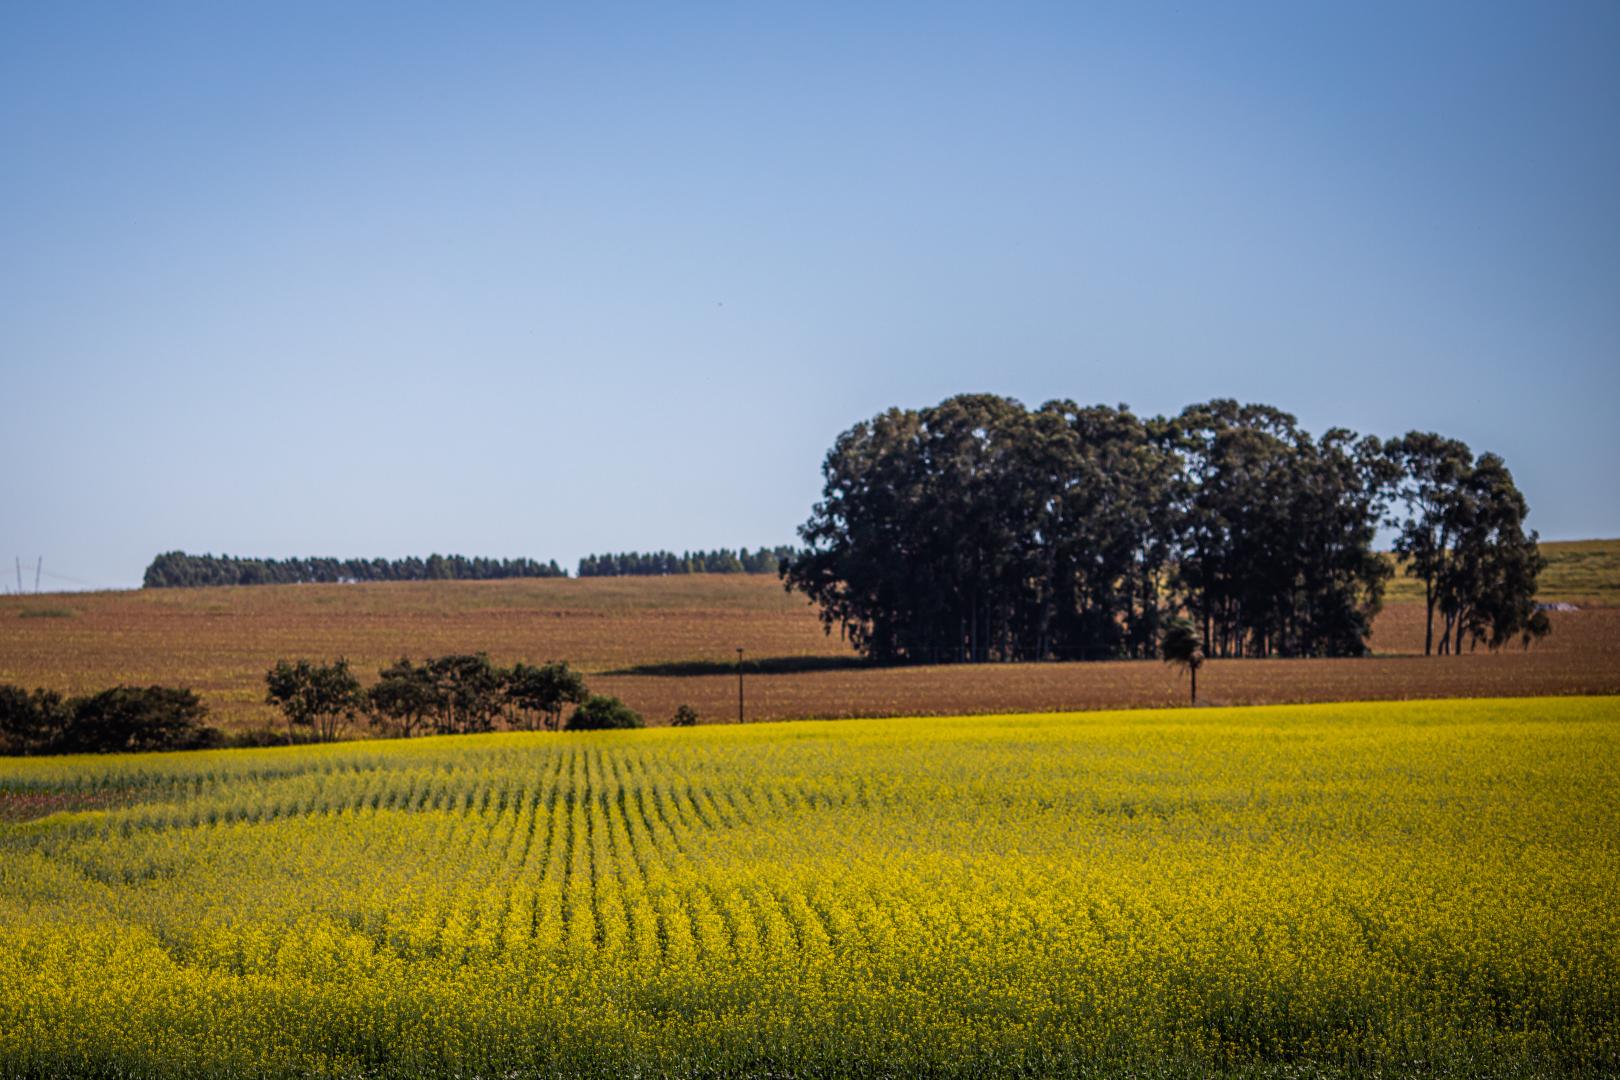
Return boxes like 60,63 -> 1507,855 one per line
736,647 -> 745,724
34,557 -> 41,594
14,557 -> 20,595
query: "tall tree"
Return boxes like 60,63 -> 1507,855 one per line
1387,433 -> 1475,655
1437,453 -> 1545,653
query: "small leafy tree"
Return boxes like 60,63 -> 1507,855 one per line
265,659 -> 366,744
368,658 -> 441,738
1161,618 -> 1204,705
1520,609 -> 1552,650
671,704 -> 698,727
424,653 -> 505,734
505,661 -> 589,731
566,695 -> 643,731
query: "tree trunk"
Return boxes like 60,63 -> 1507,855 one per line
1190,663 -> 1198,705
1423,578 -> 1435,656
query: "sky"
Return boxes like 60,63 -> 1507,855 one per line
2,2 -> 1617,590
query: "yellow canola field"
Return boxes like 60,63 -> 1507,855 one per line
1,697 -> 1616,1078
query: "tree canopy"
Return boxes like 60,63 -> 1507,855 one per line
1,684 -> 220,755
144,552 -> 565,588
784,395 -> 1542,664
577,547 -> 796,577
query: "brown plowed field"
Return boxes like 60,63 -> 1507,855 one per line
3,570 -> 1616,731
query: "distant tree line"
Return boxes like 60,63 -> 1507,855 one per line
143,552 -> 565,589
265,655 -> 643,744
785,395 -> 1545,664
577,547 -> 796,577
1,684 -> 220,755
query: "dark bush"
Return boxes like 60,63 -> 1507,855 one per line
2,683 -> 218,755
565,695 -> 643,731
671,704 -> 699,727
63,686 -> 221,753
0,685 -> 69,755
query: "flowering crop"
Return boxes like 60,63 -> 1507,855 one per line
1,696 -> 1616,1077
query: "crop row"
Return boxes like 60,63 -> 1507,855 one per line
1,697 -> 1617,1077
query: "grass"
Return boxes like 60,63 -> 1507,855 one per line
1383,537 -> 1620,603
1,696 -> 1615,1077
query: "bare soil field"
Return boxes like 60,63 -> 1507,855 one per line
3,544 -> 1616,731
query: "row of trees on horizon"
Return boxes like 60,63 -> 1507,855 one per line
783,395 -> 1545,664
141,549 -> 797,587
143,552 -> 566,588
576,547 -> 797,577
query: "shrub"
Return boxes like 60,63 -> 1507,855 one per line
2,684 -> 218,755
0,685 -> 68,755
671,704 -> 698,727
63,686 -> 220,753
566,695 -> 643,731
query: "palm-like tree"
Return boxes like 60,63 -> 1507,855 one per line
1161,619 -> 1205,705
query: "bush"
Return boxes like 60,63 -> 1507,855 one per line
63,686 -> 220,753
0,685 -> 68,755
671,704 -> 698,727
2,683 -> 218,755
565,695 -> 643,731
224,726 -> 288,749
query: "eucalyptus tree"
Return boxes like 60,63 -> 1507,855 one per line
786,393 -> 1524,666
1387,432 -> 1476,654
1438,453 -> 1544,653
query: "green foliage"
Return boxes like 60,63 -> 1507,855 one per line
1161,618 -> 1205,705
577,546 -> 796,577
504,661 -> 588,732
143,552 -> 565,588
421,654 -> 505,734
1387,433 -> 1544,654
671,703 -> 699,727
787,395 -> 1538,664
264,659 -> 366,744
565,694 -> 643,731
0,686 -> 67,755
784,396 -> 1393,667
16,607 -> 74,619
60,686 -> 218,754
1161,619 -> 1203,667
1174,402 -> 1395,659
1,683 -> 217,755
367,658 -> 441,738
289,654 -> 599,739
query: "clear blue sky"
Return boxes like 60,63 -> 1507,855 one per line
3,2 -> 1617,590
